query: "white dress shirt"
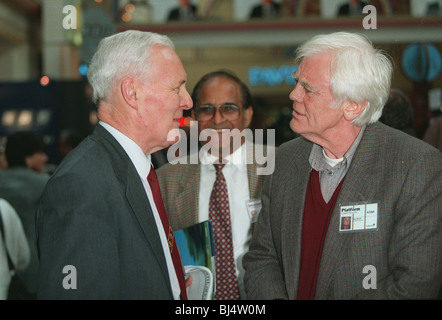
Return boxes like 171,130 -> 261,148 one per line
0,199 -> 30,300
198,143 -> 252,299
99,121 -> 180,300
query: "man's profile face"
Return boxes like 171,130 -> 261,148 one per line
139,45 -> 192,151
289,54 -> 344,142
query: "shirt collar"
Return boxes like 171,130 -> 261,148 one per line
200,142 -> 247,172
99,121 -> 152,179
309,126 -> 366,172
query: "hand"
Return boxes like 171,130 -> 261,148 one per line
185,275 -> 193,288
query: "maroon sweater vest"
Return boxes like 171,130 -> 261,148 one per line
297,169 -> 345,300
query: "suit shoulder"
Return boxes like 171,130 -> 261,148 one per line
156,161 -> 197,183
375,123 -> 441,158
56,138 -> 107,172
157,162 -> 186,174
47,137 -> 114,191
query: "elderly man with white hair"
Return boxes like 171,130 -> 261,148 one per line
36,30 -> 193,300
243,32 -> 442,299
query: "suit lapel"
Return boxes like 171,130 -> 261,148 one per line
176,164 -> 200,227
315,124 -> 378,298
176,143 -> 266,227
247,142 -> 275,199
93,125 -> 172,295
125,176 -> 171,287
284,149 -> 311,298
247,163 -> 266,200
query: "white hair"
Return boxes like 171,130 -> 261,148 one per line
295,32 -> 393,126
87,30 -> 174,104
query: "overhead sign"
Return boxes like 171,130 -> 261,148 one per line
248,65 -> 297,87
81,9 -> 115,64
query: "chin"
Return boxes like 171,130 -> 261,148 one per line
289,118 -> 297,132
290,116 -> 307,132
167,127 -> 181,144
169,137 -> 180,145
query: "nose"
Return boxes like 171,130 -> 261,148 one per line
211,107 -> 225,125
289,82 -> 304,102
181,88 -> 193,110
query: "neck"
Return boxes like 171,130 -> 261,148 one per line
308,125 -> 361,159
205,136 -> 246,159
98,101 -> 155,156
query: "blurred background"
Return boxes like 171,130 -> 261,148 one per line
0,0 -> 441,170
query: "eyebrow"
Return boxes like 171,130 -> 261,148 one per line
200,102 -> 238,107
291,72 -> 319,93
173,79 -> 187,92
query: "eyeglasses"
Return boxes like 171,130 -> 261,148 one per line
194,103 -> 241,121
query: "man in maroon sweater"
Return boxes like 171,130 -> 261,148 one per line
243,32 -> 442,299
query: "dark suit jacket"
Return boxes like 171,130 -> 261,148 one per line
36,124 -> 174,299
244,122 -> 442,299
423,117 -> 442,152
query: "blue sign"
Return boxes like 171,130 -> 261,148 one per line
81,9 -> 115,64
249,65 -> 298,87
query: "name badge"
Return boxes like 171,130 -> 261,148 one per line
246,199 -> 262,223
339,202 -> 378,232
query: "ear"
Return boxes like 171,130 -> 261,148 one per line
120,77 -> 138,110
343,101 -> 366,122
242,106 -> 254,128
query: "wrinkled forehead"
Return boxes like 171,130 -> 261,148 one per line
296,54 -> 333,86
199,76 -> 242,102
145,45 -> 186,81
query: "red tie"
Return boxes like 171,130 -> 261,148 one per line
209,163 -> 240,300
147,165 -> 187,300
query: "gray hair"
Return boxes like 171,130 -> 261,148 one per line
295,32 -> 393,126
87,30 -> 174,104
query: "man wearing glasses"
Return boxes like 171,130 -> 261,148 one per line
157,70 -> 274,300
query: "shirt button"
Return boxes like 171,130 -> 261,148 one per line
328,171 -> 334,176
